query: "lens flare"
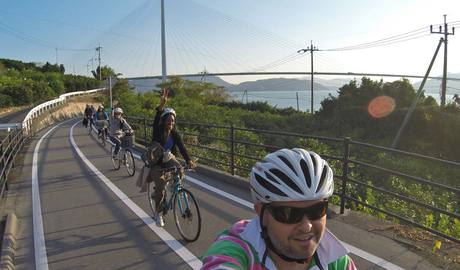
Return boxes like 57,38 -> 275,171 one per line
367,96 -> 395,118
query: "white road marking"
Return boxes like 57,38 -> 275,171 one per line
187,177 -> 253,209
70,122 -> 202,269
32,119 -> 74,270
343,243 -> 405,270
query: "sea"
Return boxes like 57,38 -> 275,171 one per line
229,90 -> 455,112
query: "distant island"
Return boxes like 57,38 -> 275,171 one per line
128,73 -> 460,96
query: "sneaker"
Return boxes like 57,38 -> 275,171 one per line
155,213 -> 165,227
112,154 -> 118,160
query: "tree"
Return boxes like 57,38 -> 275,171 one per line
158,76 -> 229,104
0,62 -> 6,75
46,73 -> 65,95
59,64 -> 65,74
0,94 -> 13,108
41,62 -> 62,73
92,65 -> 120,80
453,94 -> 460,106
112,79 -> 134,102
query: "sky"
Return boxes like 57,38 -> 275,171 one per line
0,0 -> 459,85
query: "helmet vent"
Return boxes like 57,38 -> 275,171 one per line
310,154 -> 317,170
265,172 -> 280,184
269,169 -> 302,194
277,155 -> 298,176
316,165 -> 328,194
254,173 -> 287,197
300,159 -> 311,188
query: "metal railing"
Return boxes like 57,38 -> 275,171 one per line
126,116 -> 460,243
0,128 -> 27,197
0,88 -> 106,197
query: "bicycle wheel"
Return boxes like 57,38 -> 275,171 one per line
147,182 -> 160,218
173,188 -> 201,242
100,132 -> 106,146
124,149 -> 136,176
111,145 -> 121,170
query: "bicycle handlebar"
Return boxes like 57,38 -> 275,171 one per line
162,164 -> 195,174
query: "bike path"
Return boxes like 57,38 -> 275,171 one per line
3,119 -> 442,269
14,119 -> 196,269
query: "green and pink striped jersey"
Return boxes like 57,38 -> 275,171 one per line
201,218 -> 357,270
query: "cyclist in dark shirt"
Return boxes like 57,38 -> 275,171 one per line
83,104 -> 93,128
150,88 -> 195,226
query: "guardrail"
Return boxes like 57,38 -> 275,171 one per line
0,88 -> 106,197
22,88 -> 105,135
126,115 -> 460,244
0,128 -> 26,197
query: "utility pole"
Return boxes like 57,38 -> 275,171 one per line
242,90 -> 248,103
201,66 -> 207,83
430,15 -> 455,108
109,76 -> 113,114
298,41 -> 318,113
85,63 -> 91,76
296,92 -> 299,111
161,0 -> 167,84
55,48 -> 58,64
392,38 -> 444,148
96,45 -> 102,81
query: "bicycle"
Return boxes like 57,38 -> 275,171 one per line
95,120 -> 109,146
83,115 -> 91,129
88,117 -> 94,135
111,133 -> 136,176
148,164 -> 201,242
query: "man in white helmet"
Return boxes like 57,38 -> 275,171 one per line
201,148 -> 357,270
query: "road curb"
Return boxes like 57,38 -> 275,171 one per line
194,163 -> 250,189
0,213 -> 17,270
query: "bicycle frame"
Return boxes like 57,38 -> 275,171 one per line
163,167 -> 194,215
116,147 -> 126,159
164,173 -> 183,211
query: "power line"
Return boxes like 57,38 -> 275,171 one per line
251,53 -> 306,72
0,20 -> 93,51
324,26 -> 430,51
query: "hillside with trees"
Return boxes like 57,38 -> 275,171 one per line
0,58 -> 100,108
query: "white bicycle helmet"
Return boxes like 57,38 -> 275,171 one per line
113,107 -> 123,114
250,148 -> 334,203
161,107 -> 176,118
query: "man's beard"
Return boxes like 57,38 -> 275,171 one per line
271,232 -> 317,260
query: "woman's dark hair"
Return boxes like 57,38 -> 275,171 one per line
158,113 -> 176,133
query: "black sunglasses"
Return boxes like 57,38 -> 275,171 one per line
266,201 -> 328,224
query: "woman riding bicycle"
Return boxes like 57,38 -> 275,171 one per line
93,105 -> 109,138
150,88 -> 196,227
110,107 -> 133,158
83,104 -> 93,128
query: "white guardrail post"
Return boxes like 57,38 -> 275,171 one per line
21,88 -> 106,135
